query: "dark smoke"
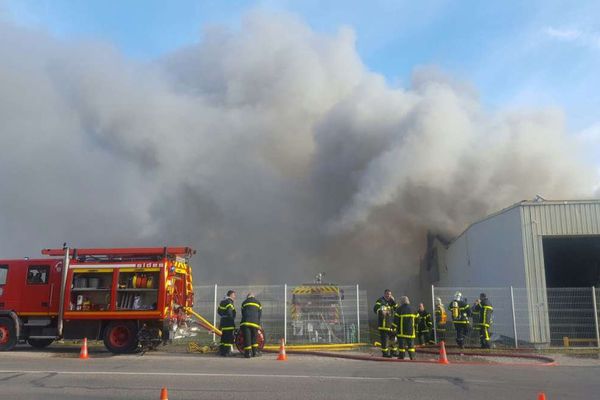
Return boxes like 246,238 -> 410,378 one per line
0,12 -> 596,299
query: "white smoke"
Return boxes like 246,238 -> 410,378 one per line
0,12 -> 597,296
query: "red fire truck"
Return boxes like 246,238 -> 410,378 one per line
0,246 -> 215,353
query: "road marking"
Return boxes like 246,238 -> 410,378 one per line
0,369 -> 439,382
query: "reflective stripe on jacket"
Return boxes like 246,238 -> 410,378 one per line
417,310 -> 433,333
394,304 -> 417,339
481,299 -> 493,327
241,297 -> 262,329
374,296 -> 397,331
448,300 -> 471,324
218,297 -> 236,329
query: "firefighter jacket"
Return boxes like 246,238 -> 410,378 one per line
448,300 -> 471,324
374,296 -> 397,331
435,305 -> 447,328
394,304 -> 417,339
217,297 -> 236,331
480,298 -> 493,328
471,302 -> 482,328
416,309 -> 433,333
241,296 -> 262,329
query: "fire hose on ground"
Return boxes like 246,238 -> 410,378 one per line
183,309 -> 555,366
260,345 -> 557,366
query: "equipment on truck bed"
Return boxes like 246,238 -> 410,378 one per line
290,274 -> 347,343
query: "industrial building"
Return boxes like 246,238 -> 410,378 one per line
422,199 -> 600,345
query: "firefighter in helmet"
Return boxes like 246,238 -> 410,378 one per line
394,296 -> 417,360
217,289 -> 236,357
240,292 -> 262,358
434,297 -> 447,343
416,303 -> 433,345
373,289 -> 397,357
448,291 -> 471,349
479,293 -> 493,349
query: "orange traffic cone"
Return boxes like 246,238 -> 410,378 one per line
277,338 -> 287,361
160,387 -> 169,400
79,337 -> 89,359
537,393 -> 546,400
438,341 -> 449,365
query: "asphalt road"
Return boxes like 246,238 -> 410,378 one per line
0,346 -> 598,400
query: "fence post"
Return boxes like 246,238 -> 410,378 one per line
212,284 -> 218,342
284,284 -> 288,344
510,286 -> 518,349
356,284 -> 361,343
431,285 -> 437,343
592,286 -> 600,349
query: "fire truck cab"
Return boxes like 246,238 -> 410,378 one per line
0,246 -> 196,353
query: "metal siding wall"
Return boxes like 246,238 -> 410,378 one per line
520,202 -> 600,344
442,206 -> 525,288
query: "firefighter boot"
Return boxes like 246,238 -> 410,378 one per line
408,349 -> 416,361
244,349 -> 252,358
397,350 -> 405,360
252,348 -> 262,357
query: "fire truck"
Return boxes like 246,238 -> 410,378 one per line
0,246 -> 219,353
290,274 -> 348,343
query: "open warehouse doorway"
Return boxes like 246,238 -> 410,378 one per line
543,236 -> 600,288
542,236 -> 600,345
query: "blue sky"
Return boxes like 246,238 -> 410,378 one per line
2,0 -> 600,135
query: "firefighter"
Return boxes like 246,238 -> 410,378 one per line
448,291 -> 471,349
416,303 -> 433,345
240,292 -> 262,358
479,293 -> 493,349
217,290 -> 236,357
471,298 -> 482,345
434,297 -> 447,343
394,296 -> 417,360
373,289 -> 397,357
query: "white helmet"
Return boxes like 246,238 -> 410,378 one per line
454,291 -> 462,301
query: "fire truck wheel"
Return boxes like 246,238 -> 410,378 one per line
27,338 -> 54,348
103,321 -> 139,354
0,317 -> 17,351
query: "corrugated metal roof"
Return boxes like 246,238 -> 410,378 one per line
450,199 -> 600,244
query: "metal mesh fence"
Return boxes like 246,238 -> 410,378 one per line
546,288 -> 597,347
192,284 -> 369,345
432,287 -> 517,348
287,285 -> 369,345
433,286 -> 600,348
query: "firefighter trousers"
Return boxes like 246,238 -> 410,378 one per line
241,326 -> 258,357
397,337 -> 415,360
454,323 -> 469,348
480,326 -> 491,349
435,327 -> 446,343
219,328 -> 235,356
417,330 -> 431,346
379,329 -> 396,356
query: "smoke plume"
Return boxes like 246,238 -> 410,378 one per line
0,12 -> 596,297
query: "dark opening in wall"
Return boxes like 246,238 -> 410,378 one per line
543,236 -> 600,345
543,236 -> 600,288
